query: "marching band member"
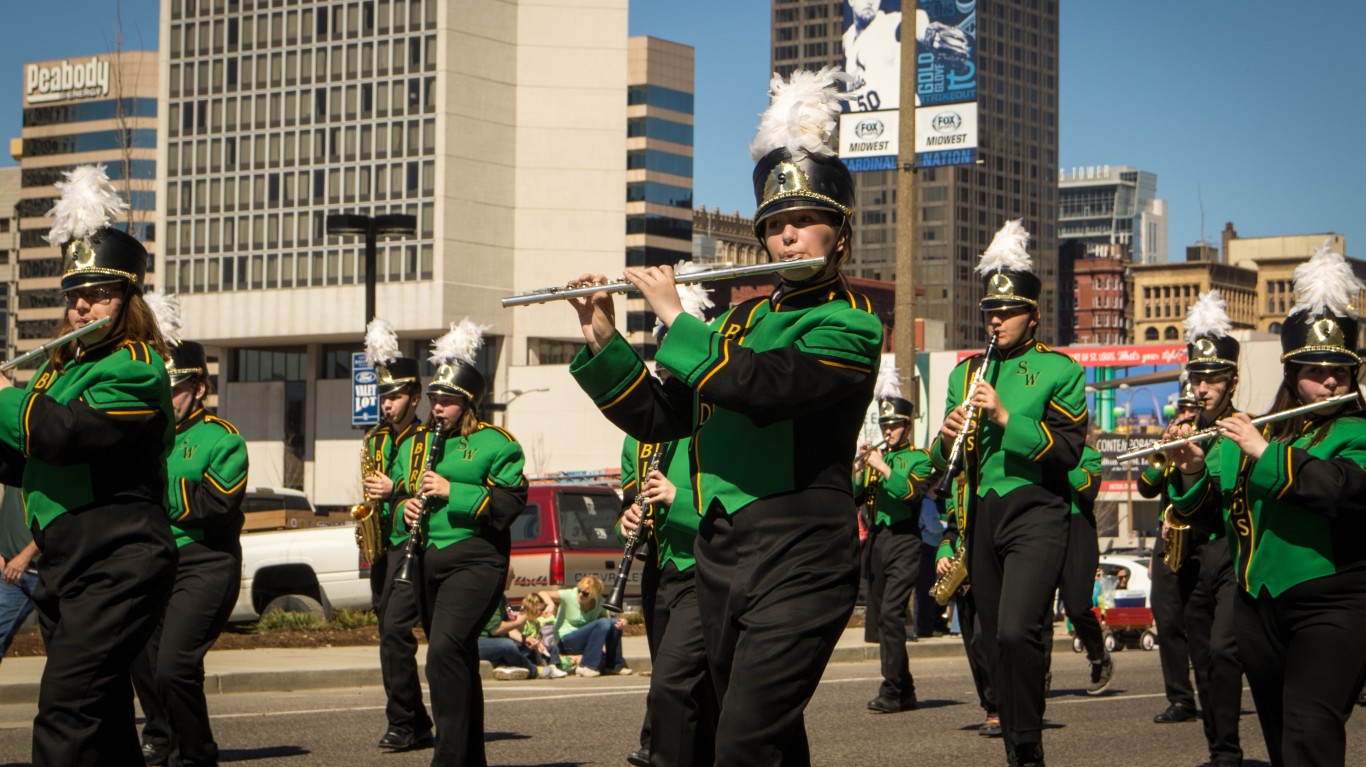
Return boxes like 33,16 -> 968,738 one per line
132,300 -> 247,767
567,67 -> 882,763
398,319 -> 527,766
854,368 -> 931,714
929,220 -> 1088,767
1141,378 -> 1203,726
1169,245 -> 1366,767
0,166 -> 177,765
619,275 -> 716,767
360,319 -> 434,752
1055,438 -> 1111,694
937,476 -> 1000,736
1165,292 -> 1246,767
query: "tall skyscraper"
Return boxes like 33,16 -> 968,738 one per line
1058,165 -> 1166,264
0,166 -> 19,362
13,51 -> 159,373
771,0 -> 1060,349
160,0 -> 631,501
626,36 -> 694,357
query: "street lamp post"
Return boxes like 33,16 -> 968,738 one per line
325,213 -> 417,327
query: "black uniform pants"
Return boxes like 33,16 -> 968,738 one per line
1058,511 -> 1104,663
1149,534 -> 1197,709
646,561 -> 716,767
694,489 -> 859,766
1235,568 -> 1366,767
637,551 -> 661,751
863,521 -> 920,701
377,547 -> 432,737
1185,537 -> 1242,761
132,543 -> 240,767
913,540 -> 941,638
956,591 -> 997,715
968,488 -> 1067,752
30,502 -> 176,767
419,537 -> 505,767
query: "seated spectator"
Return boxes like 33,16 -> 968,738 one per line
0,486 -> 39,663
539,576 -> 630,678
479,576 -> 566,680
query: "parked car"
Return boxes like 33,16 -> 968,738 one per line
507,484 -> 641,609
231,489 -> 373,622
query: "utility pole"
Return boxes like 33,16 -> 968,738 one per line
894,2 -> 920,424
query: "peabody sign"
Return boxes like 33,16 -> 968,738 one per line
26,57 -> 111,104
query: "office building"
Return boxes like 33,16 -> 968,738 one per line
0,167 -> 19,361
12,51 -> 159,377
626,36 -> 694,357
160,0 -> 630,503
771,0 -> 1061,349
1058,165 -> 1166,264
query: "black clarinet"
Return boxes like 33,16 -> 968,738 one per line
934,333 -> 998,497
603,442 -> 664,614
394,423 -> 448,586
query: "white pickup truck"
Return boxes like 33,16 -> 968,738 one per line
230,488 -> 375,622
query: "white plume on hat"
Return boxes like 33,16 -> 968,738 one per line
430,317 -> 490,368
143,291 -> 183,347
364,318 -> 401,367
1290,240 -> 1363,319
1183,291 -> 1233,343
875,353 -> 901,401
44,165 -> 127,246
976,219 -> 1034,276
749,66 -> 852,162
653,261 -> 714,343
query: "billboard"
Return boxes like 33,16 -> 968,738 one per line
841,0 -> 903,171
914,0 -> 977,168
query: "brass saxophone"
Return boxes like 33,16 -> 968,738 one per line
350,423 -> 386,564
1161,504 -> 1191,573
932,545 -> 970,606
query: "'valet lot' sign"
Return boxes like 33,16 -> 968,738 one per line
26,58 -> 111,104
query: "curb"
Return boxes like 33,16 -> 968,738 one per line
0,636 -> 1080,704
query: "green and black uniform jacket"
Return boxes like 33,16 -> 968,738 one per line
929,338 -> 1089,517
618,436 -> 697,572
167,407 -> 248,555
572,278 -> 884,517
0,338 -> 173,529
1068,445 -> 1103,516
852,444 -> 932,528
367,419 -> 421,548
1170,410 -> 1366,597
1163,401 -> 1237,540
396,422 -> 528,551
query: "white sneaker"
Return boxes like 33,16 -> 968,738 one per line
545,665 -> 568,679
575,666 -> 601,678
494,666 -> 530,681
603,666 -> 634,676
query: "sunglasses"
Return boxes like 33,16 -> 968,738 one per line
63,285 -> 121,306
578,589 -> 593,598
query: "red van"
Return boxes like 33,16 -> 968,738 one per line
507,484 -> 642,608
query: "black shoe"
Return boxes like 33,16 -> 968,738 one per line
626,747 -> 650,766
142,742 -> 172,766
377,728 -> 433,750
1194,760 -> 1241,767
867,693 -> 918,713
1153,702 -> 1199,723
1009,743 -> 1045,767
1087,654 -> 1114,695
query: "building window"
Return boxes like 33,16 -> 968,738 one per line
1145,327 -> 1159,341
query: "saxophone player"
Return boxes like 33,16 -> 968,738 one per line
855,389 -> 931,714
359,319 -> 433,753
929,220 -> 1087,767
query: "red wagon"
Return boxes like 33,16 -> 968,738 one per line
1072,606 -> 1157,653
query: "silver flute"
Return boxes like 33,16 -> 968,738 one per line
500,257 -> 826,307
1117,391 -> 1362,461
1,317 -> 112,372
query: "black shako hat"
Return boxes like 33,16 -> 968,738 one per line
1183,291 -> 1240,374
877,396 -> 915,424
377,357 -> 421,395
167,341 -> 207,385
45,165 -> 147,293
976,220 -> 1040,311
1280,243 -> 1364,367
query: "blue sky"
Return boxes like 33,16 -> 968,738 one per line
3,1 -> 1363,257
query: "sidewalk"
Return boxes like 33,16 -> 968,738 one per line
0,627 -> 1076,705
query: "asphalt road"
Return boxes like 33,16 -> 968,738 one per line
1,650 -> 1363,766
